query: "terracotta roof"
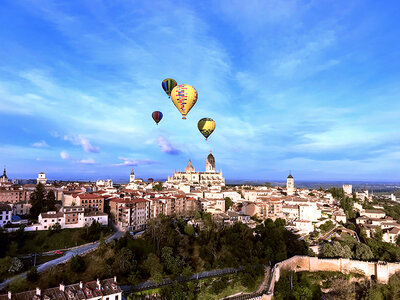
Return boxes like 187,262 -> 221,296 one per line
77,193 -> 104,199
0,278 -> 121,300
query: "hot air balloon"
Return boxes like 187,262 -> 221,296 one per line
162,78 -> 177,98
171,84 -> 198,119
198,118 -> 215,140
152,111 -> 163,125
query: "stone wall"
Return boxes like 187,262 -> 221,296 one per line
265,256 -> 400,299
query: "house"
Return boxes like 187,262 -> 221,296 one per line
0,204 -> 12,227
0,277 -> 122,300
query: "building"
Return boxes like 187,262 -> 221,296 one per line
110,198 -> 151,231
73,193 -> 105,212
36,206 -> 108,230
167,152 -> 225,187
0,277 -> 122,300
360,209 -> 386,219
286,174 -> 294,196
37,172 -> 47,185
0,204 -> 12,227
343,184 -> 353,195
0,167 -> 11,187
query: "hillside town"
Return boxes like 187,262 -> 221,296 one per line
2,152 -> 400,249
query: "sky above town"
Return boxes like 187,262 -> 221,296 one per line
1,0 -> 400,182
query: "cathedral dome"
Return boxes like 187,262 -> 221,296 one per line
185,160 -> 195,173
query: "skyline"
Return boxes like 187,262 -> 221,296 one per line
1,1 -> 400,181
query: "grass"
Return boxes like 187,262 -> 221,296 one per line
14,226 -> 112,255
197,274 -> 264,300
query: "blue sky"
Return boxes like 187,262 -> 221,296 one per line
1,0 -> 400,181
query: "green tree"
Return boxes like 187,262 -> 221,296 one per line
0,256 -> 12,277
45,190 -> 57,211
143,253 -> 163,283
117,247 -> 136,274
355,243 -> 374,260
265,182 -> 271,187
153,182 -> 163,191
224,197 -> 233,211
374,228 -> 383,242
29,182 -> 47,219
184,224 -> 195,236
27,266 -> 38,282
293,285 -> 313,300
70,255 -> 86,273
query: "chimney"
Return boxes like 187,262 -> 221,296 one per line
114,276 -> 117,283
8,291 -> 11,300
59,283 -> 65,292
79,281 -> 83,289
36,288 -> 41,296
96,278 -> 101,289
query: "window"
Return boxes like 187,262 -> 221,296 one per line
116,296 -> 119,300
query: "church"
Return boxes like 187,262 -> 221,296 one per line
167,152 -> 225,186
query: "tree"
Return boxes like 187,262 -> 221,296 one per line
29,182 -> 46,219
45,190 -> 56,211
355,243 -> 374,260
27,266 -> 38,282
293,285 -> 313,300
153,182 -> 163,191
184,224 -> 195,236
265,182 -> 271,187
374,228 -> 383,242
8,257 -> 24,273
70,255 -> 86,273
0,256 -> 12,277
117,247 -> 136,274
143,253 -> 163,283
224,197 -> 233,211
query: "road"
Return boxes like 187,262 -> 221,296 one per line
0,229 -> 124,291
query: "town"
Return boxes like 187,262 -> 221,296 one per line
2,152 -> 400,299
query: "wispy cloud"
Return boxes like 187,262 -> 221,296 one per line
32,140 -> 48,148
60,151 -> 70,160
157,136 -> 181,155
115,157 -> 158,167
77,158 -> 96,165
64,135 -> 100,153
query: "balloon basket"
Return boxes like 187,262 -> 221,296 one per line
182,117 -> 186,120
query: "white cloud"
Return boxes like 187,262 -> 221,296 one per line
157,136 -> 181,155
32,140 -> 48,147
60,151 -> 70,160
78,158 -> 96,165
115,157 -> 158,167
64,135 -> 100,153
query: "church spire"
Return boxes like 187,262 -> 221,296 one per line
131,168 -> 134,175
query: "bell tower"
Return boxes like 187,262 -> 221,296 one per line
286,173 -> 294,196
130,168 -> 135,182
206,151 -> 215,172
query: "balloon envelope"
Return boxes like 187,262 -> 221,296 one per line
198,118 -> 215,140
162,78 -> 177,97
171,84 -> 198,119
152,111 -> 163,125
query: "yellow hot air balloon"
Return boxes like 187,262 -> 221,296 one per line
171,84 -> 198,119
198,118 -> 215,140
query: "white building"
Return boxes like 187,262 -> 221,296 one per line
37,172 -> 47,185
168,152 -> 225,187
0,204 -> 12,227
343,184 -> 353,195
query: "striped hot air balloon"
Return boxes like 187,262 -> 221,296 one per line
171,84 -> 198,119
198,118 -> 215,140
162,78 -> 177,98
152,111 -> 163,125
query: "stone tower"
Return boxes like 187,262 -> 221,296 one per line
286,173 -> 294,196
130,168 -> 135,182
206,151 -> 215,172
